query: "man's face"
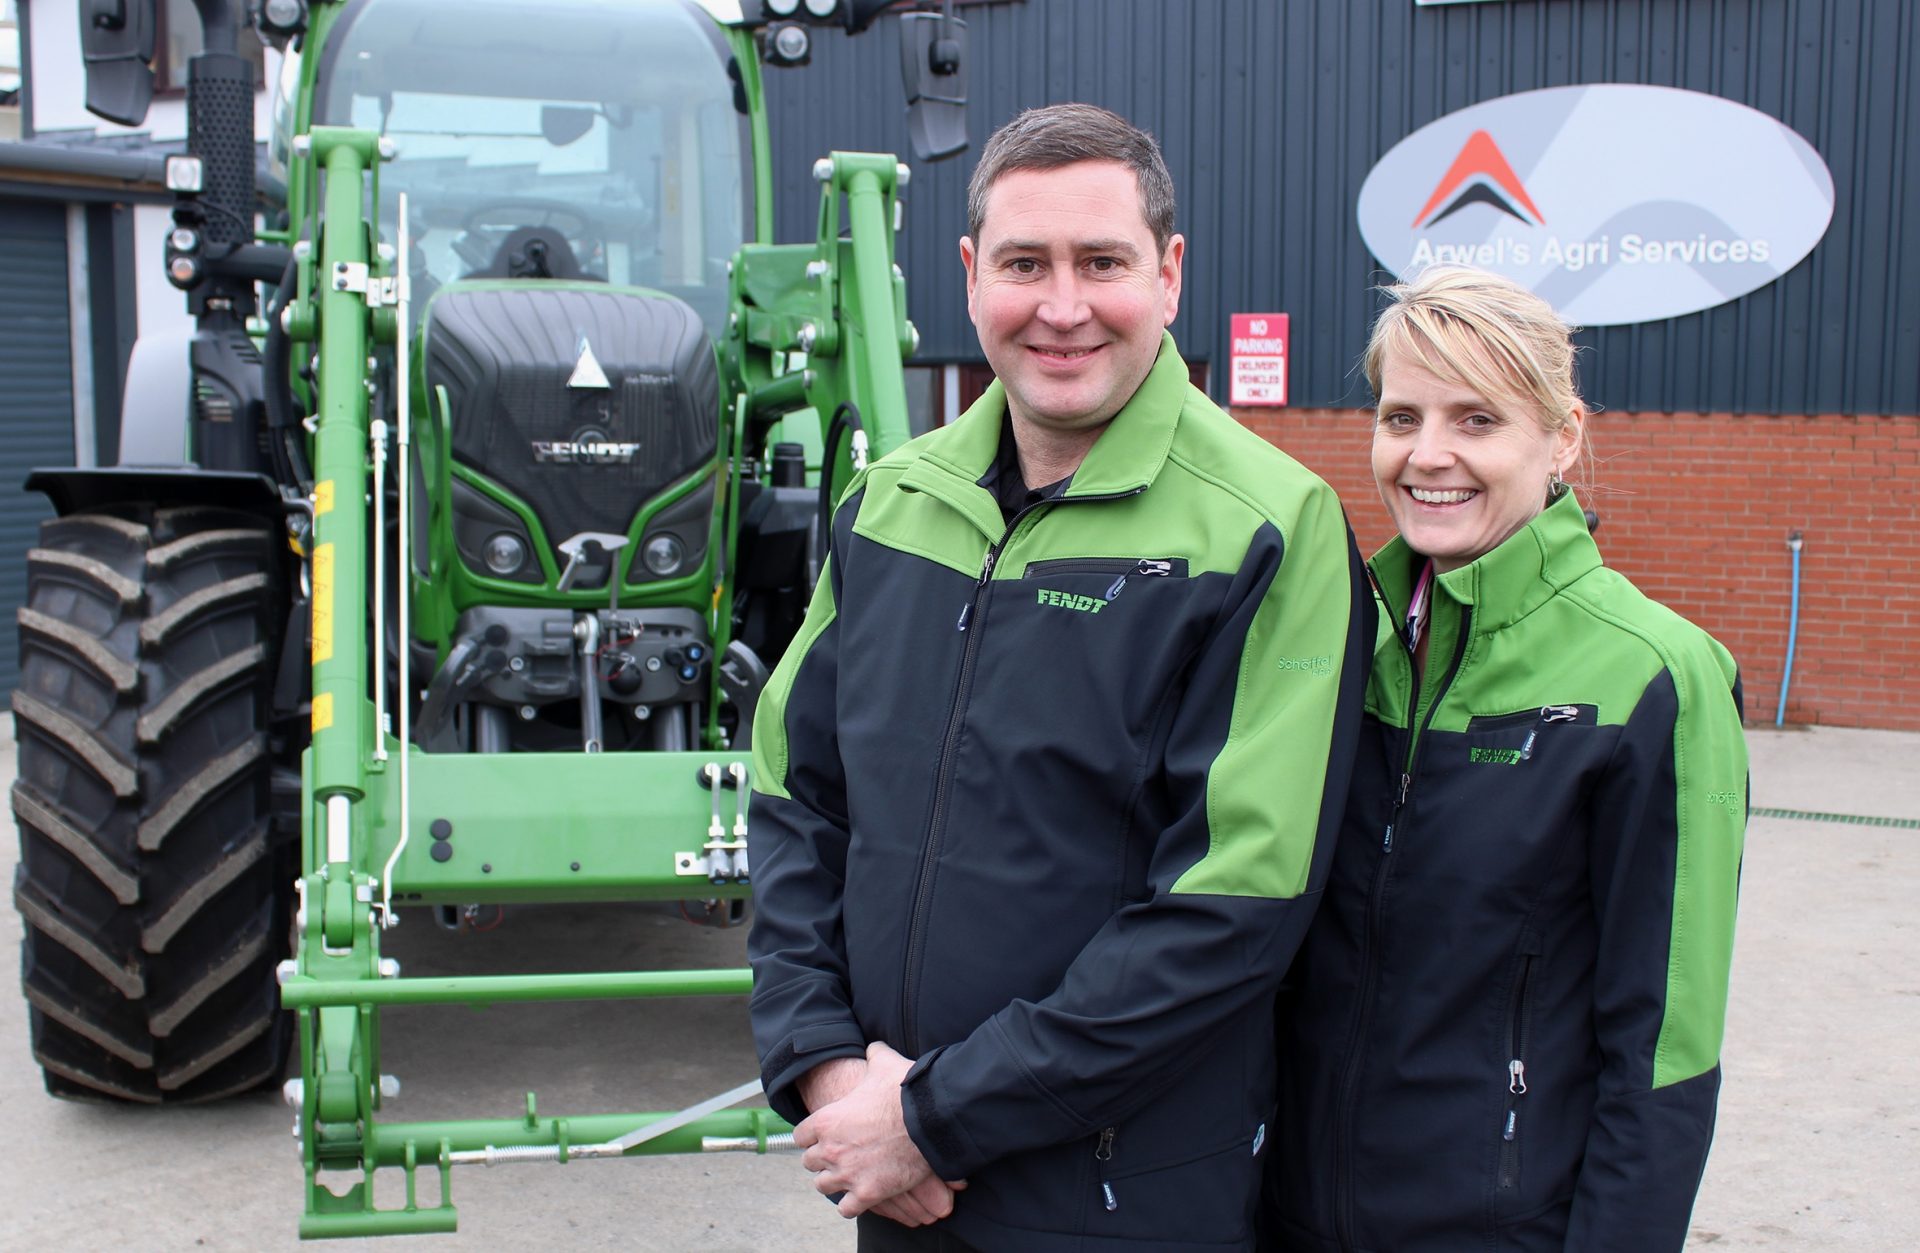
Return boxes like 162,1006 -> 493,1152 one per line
960,161 -> 1183,436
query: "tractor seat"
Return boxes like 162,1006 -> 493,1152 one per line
467,225 -> 597,282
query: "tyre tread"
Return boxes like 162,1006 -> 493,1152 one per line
157,1007 -> 275,1092
149,926 -> 270,1039
35,1050 -> 162,1104
135,644 -> 267,743
17,607 -> 140,692
142,833 -> 267,954
23,986 -> 155,1068
25,548 -> 142,605
147,527 -> 270,571
11,782 -> 140,905
40,512 -> 152,546
14,882 -> 146,998
11,691 -> 138,798
138,572 -> 272,647
136,738 -> 265,852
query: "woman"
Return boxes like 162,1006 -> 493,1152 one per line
1267,266 -> 1747,1251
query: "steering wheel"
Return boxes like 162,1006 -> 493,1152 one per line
452,198 -> 601,274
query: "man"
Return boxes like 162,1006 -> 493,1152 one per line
748,104 -> 1370,1252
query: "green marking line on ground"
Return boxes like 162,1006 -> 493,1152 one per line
1750,806 -> 1920,829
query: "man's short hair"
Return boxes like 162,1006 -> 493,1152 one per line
967,103 -> 1177,257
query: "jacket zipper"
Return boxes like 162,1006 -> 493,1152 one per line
1498,953 -> 1536,1192
1023,555 -> 1186,579
1465,703 -> 1590,734
898,486 -> 1144,1054
1106,558 -> 1176,601
1095,1125 -> 1118,1212
1332,597 -> 1473,1252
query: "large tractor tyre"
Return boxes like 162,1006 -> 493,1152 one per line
10,506 -> 294,1103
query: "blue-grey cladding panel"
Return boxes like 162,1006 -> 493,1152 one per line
0,200 -> 71,696
764,0 -> 1918,415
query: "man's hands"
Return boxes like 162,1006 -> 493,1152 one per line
794,1042 -> 966,1225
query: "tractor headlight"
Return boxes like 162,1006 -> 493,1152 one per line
642,534 -> 685,577
164,155 -> 205,194
803,0 -> 839,18
766,0 -> 801,14
261,0 -> 307,32
482,532 -> 526,576
769,22 -> 811,63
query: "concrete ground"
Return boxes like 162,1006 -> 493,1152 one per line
0,722 -> 1914,1251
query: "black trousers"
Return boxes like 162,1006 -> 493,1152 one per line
854,1214 -> 983,1252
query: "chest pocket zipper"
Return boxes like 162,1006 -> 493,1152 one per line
1023,556 -> 1188,602
1467,704 -> 1599,763
1466,703 -> 1599,733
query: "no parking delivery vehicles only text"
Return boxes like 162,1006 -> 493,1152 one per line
1356,84 -> 1836,326
1230,313 -> 1289,408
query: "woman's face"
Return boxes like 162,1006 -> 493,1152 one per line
1372,341 -> 1581,574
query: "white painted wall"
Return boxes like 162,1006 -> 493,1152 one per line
132,202 -> 191,340
27,0 -> 280,141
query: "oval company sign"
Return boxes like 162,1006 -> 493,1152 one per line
1356,85 -> 1835,327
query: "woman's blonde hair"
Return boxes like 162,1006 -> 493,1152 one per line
1363,265 -> 1584,438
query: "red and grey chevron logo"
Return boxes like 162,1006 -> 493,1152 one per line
1411,129 -> 1546,228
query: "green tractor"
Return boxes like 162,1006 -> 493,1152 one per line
17,0 -> 967,1236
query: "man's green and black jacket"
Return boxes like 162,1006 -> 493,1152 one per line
1269,489 -> 1748,1252
748,337 -> 1370,1251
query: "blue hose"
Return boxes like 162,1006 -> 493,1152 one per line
1775,532 -> 1804,727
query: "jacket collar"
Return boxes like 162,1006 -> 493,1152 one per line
898,332 -> 1188,538
1371,488 -> 1601,636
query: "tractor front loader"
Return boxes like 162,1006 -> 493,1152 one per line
16,0 -> 969,1237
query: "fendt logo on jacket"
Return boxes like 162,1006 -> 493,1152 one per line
1036,587 -> 1109,615
1357,84 -> 1835,326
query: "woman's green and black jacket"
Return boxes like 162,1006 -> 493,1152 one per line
747,337 -> 1371,1251
1270,489 -> 1748,1252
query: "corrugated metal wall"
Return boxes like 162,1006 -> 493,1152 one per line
765,0 -> 1919,415
0,200 -> 71,697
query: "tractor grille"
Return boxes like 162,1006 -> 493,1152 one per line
424,287 -> 719,572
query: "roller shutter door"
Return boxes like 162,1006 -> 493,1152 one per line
0,202 -> 73,698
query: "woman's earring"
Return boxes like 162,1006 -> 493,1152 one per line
1549,470 -> 1567,496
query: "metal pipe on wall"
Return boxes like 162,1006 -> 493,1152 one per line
1776,531 -> 1804,727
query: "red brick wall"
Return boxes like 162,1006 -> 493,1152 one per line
1236,407 -> 1920,732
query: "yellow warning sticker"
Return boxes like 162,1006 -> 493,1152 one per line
312,692 -> 334,732
314,480 -> 334,515
312,543 -> 335,662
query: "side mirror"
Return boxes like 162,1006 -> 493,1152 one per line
79,0 -> 158,127
898,10 -> 967,161
541,105 -> 597,147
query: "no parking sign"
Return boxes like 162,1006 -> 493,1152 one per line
1229,313 -> 1288,407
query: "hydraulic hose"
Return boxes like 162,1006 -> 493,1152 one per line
817,401 -> 863,574
1775,530 -> 1804,727
262,253 -> 311,485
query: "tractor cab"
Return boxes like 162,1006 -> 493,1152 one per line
301,0 -> 754,752
306,0 -> 746,327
